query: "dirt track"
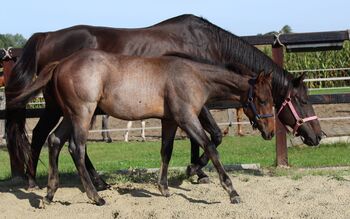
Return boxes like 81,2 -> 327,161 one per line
1,171 -> 350,219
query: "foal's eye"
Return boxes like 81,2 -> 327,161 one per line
259,100 -> 267,105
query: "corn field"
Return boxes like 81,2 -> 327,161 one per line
261,41 -> 350,88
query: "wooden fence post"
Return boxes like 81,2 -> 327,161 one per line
272,45 -> 288,166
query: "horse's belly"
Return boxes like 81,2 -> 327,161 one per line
99,93 -> 165,120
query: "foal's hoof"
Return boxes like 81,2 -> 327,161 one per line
230,195 -> 241,204
95,182 -> 111,191
197,176 -> 210,184
104,138 -> 112,143
158,185 -> 170,197
27,185 -> 40,191
43,196 -> 53,205
186,165 -> 197,177
95,198 -> 106,206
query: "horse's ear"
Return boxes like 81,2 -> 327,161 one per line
256,70 -> 265,83
293,72 -> 306,87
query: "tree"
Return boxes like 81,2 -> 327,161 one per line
0,33 -> 27,48
263,25 -> 293,35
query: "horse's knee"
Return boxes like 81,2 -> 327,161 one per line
211,131 -> 222,146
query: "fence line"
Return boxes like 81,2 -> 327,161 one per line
289,67 -> 350,73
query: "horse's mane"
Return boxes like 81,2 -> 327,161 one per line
161,14 -> 293,105
163,52 -> 255,77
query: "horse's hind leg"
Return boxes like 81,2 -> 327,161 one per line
177,112 -> 240,204
158,119 -> 178,197
44,118 -> 71,204
85,149 -> 110,190
69,113 -> 105,205
101,114 -> 112,143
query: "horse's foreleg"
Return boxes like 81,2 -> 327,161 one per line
236,108 -> 244,136
101,114 -> 112,143
124,121 -> 132,142
158,119 -> 177,197
44,118 -> 71,204
141,120 -> 146,142
188,107 -> 221,183
28,106 -> 61,189
178,112 -> 240,204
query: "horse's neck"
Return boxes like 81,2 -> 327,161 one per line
203,66 -> 250,102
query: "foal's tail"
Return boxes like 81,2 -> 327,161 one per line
7,62 -> 59,109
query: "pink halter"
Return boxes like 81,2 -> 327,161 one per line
276,92 -> 318,135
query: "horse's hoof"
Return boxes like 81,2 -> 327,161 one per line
106,138 -> 112,143
27,185 -> 40,191
95,198 -> 106,206
95,182 -> 110,191
158,185 -> 170,197
43,196 -> 52,205
186,165 -> 197,177
197,176 -> 210,184
230,195 -> 241,204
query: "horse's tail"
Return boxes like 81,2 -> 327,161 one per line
7,62 -> 58,108
5,32 -> 47,176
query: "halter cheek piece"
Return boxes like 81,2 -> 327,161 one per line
244,81 -> 274,128
276,92 -> 318,135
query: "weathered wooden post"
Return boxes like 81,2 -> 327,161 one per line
272,42 -> 288,167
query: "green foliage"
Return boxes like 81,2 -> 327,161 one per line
0,33 -> 27,48
260,41 -> 350,88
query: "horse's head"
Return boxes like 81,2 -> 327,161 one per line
243,71 -> 275,140
277,73 -> 323,146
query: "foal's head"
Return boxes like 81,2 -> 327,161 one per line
243,71 -> 275,140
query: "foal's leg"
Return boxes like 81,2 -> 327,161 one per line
158,119 -> 178,196
188,107 -> 222,183
44,118 -> 71,203
178,112 -> 240,204
101,114 -> 112,143
124,121 -> 132,142
141,120 -> 146,142
69,114 -> 105,205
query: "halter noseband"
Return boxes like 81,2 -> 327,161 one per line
276,91 -> 318,135
244,81 -> 274,128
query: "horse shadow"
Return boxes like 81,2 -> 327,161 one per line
106,169 -> 221,204
0,172 -> 84,208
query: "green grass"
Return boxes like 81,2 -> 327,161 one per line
309,87 -> 350,95
1,136 -> 350,181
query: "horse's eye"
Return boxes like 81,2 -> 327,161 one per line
259,100 -> 267,105
300,98 -> 308,104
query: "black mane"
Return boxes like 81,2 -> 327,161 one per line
169,14 -> 293,106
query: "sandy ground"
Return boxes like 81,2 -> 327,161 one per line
0,171 -> 350,219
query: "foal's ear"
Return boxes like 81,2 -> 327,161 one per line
256,70 -> 272,83
292,72 -> 306,87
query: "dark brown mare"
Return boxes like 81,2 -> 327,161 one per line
6,14 -> 322,188
8,49 -> 275,205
